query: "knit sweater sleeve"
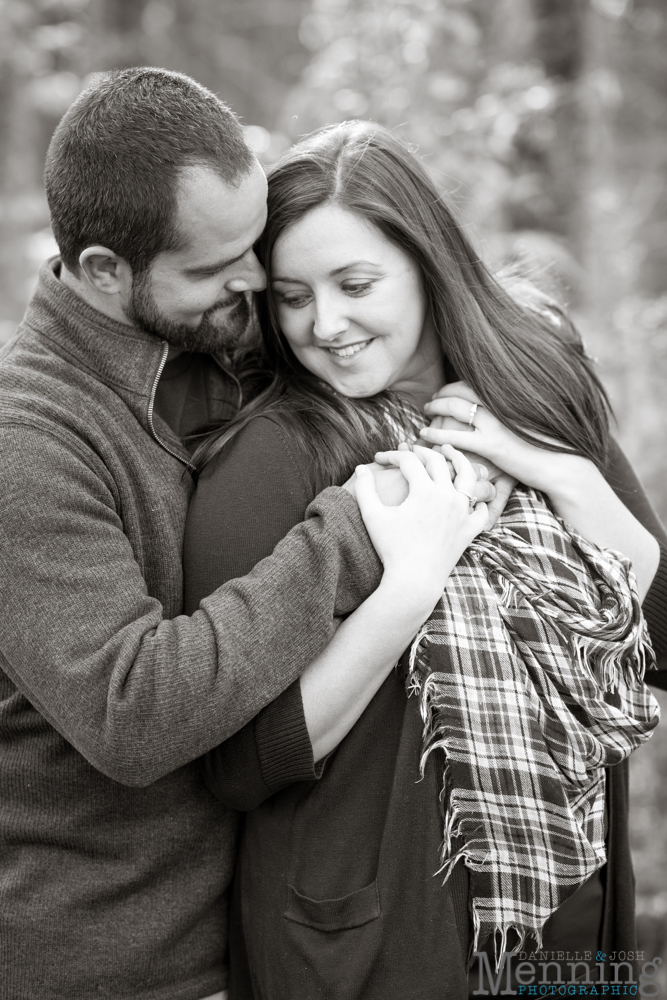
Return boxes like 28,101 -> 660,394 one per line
605,438 -> 667,685
0,422 -> 382,786
184,416 -> 328,808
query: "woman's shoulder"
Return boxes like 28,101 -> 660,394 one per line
197,412 -> 317,501
184,414 -> 320,607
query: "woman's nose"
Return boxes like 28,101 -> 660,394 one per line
312,299 -> 350,342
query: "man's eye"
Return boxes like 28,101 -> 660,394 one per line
195,269 -> 224,279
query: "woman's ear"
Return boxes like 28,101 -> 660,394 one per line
79,246 -> 132,295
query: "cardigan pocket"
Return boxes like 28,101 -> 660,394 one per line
284,879 -> 380,931
281,880 -> 383,1000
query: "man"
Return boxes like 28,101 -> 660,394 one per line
0,67 -> 493,999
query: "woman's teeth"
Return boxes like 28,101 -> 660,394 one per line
328,340 -> 371,358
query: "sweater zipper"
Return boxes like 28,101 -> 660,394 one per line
147,341 -> 195,471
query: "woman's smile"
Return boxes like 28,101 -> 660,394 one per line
325,338 -> 374,359
271,203 -> 442,402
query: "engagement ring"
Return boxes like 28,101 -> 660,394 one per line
455,488 -> 477,510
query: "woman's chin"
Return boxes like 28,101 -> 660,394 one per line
310,358 -> 391,399
327,375 -> 389,399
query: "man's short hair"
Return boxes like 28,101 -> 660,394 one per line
44,67 -> 255,274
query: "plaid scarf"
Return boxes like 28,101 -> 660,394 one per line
405,485 -> 660,956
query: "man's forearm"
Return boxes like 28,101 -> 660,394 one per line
1,435 -> 381,787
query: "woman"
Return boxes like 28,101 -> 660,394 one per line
183,122 -> 666,998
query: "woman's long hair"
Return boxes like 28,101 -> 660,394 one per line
194,121 -> 610,485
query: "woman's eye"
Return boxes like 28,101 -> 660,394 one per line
279,293 -> 311,309
343,282 -> 373,296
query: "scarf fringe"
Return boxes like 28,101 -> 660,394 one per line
405,487 -> 658,954
470,525 -> 654,692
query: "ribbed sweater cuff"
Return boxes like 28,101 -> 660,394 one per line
644,542 -> 667,660
255,680 -> 318,792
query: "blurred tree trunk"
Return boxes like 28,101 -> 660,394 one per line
103,0 -> 150,33
529,0 -> 587,278
579,6 -> 626,322
88,0 -> 308,127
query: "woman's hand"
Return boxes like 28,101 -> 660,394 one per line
302,445 -> 489,761
372,440 -> 515,530
419,382 -> 659,600
419,381 -> 586,499
352,445 -> 488,612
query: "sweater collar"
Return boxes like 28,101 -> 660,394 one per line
26,258 -> 165,401
24,258 -> 191,463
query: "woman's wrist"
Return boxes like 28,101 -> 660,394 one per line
377,572 -> 443,626
535,452 -> 600,509
534,456 -> 660,600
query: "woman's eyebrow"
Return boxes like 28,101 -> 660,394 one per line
273,260 -> 380,283
330,260 -> 380,275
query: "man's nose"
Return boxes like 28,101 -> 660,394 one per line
226,251 -> 266,294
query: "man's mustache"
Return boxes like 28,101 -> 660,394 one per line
206,292 -> 247,315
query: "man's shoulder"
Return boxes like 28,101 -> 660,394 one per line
0,322 -> 65,406
0,325 -> 132,482
0,319 -> 117,417
1,317 -> 70,378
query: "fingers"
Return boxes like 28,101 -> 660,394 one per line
375,445 -> 491,504
473,479 -> 495,504
374,443 -> 410,467
352,464 -> 382,522
409,444 -> 454,486
373,445 -> 495,513
444,444 -> 476,490
376,444 -> 464,488
373,444 -> 432,472
392,448 -> 450,491
468,457 -> 505,483
441,446 -> 496,524
371,466 -> 409,506
419,425 -> 491,458
486,473 -> 516,529
424,395 -> 483,426
429,413 -> 473,434
432,381 -> 480,403
370,449 -> 435,490
469,500 -> 490,535
447,447 -> 481,514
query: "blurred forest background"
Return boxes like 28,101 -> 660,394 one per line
0,0 -> 665,976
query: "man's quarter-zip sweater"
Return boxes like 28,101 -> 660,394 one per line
0,259 -> 382,1000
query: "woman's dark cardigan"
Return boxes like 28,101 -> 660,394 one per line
184,417 -> 667,1000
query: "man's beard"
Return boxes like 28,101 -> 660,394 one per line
127,269 -> 252,354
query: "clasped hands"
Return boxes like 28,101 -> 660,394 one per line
346,382 -> 517,529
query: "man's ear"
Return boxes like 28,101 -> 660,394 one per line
79,246 -> 132,295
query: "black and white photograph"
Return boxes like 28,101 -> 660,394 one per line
0,1 -> 665,998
